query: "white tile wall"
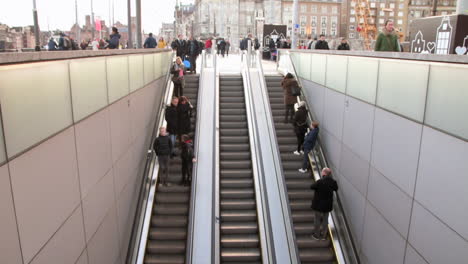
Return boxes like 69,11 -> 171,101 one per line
76,249 -> 89,264
339,144 -> 370,196
144,54 -> 155,85
368,167 -> 412,238
9,127 -> 81,264
30,207 -> 86,264
415,126 -> 468,240
109,97 -> 132,164
409,202 -> 468,264
346,57 -> 378,104
323,88 -> 345,140
361,202 -> 406,264
87,207 -> 121,264
302,80 -> 325,124
129,55 -> 144,92
113,148 -> 135,198
404,244 -> 428,264
321,129 -> 342,169
107,56 -> 130,104
371,108 -> 423,196
0,165 -> 23,264
311,54 -> 326,85
342,96 -> 375,163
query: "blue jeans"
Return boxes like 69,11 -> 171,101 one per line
169,134 -> 176,153
302,148 -> 311,170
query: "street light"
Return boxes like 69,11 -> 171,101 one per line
32,0 -> 41,51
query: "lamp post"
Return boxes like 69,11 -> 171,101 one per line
291,0 -> 299,49
127,0 -> 132,48
91,0 -> 95,40
32,0 -> 41,51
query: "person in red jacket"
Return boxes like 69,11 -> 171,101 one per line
205,37 -> 213,54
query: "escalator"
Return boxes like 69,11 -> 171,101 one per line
265,75 -> 335,264
144,75 -> 199,264
219,76 -> 262,263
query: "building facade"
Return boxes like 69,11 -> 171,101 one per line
175,3 -> 196,38
159,23 -> 175,43
407,0 -> 456,38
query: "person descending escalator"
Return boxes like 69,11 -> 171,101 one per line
180,134 -> 196,186
171,57 -> 185,97
186,37 -> 200,74
299,121 -> 319,173
165,97 -> 179,156
153,127 -> 173,186
281,73 -> 299,124
293,101 -> 308,156
177,96 -> 193,138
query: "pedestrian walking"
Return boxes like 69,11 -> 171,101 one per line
180,134 -> 196,186
375,20 -> 401,52
48,38 -> 58,51
177,96 -> 193,137
281,73 -> 299,123
108,27 -> 121,49
315,34 -> 329,50
80,40 -> 88,50
153,127 -> 173,186
165,97 -> 179,155
293,101 -> 308,155
171,34 -> 187,58
219,38 -> 226,57
299,122 -> 319,173
308,37 -> 317,49
157,37 -> 167,49
225,40 -> 230,56
171,57 -> 185,97
310,167 -> 338,240
143,33 -> 157,48
186,36 -> 200,73
205,37 -> 213,54
337,38 -> 350,50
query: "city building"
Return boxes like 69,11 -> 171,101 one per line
174,2 -> 196,38
407,0 -> 457,38
159,23 -> 175,43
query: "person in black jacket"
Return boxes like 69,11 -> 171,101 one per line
337,38 -> 350,50
171,34 -> 186,58
108,27 -> 121,49
153,127 -> 173,186
171,57 -> 185,97
165,97 -> 179,154
186,37 -> 200,73
310,167 -> 338,240
315,34 -> 329,50
180,134 -> 196,186
144,33 -> 157,48
293,101 -> 308,155
177,96 -> 193,137
299,122 -> 319,173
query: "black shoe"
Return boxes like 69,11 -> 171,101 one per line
311,234 -> 320,240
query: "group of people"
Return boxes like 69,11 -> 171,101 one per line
170,34 -> 204,74
143,33 -> 168,49
154,95 -> 195,186
281,73 -> 338,240
48,27 -> 122,51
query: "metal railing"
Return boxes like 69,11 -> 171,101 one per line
277,49 -> 360,264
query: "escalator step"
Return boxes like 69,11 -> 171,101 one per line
149,227 -> 187,240
221,210 -> 257,222
221,234 -> 260,248
221,248 -> 261,262
144,254 -> 184,264
146,240 -> 186,254
151,215 -> 188,228
221,199 -> 256,210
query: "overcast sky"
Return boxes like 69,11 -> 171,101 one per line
0,0 -> 193,34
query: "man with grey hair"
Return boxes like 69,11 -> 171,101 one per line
310,167 -> 338,240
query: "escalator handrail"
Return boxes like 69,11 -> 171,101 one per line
130,51 -> 176,264
241,50 -> 274,264
278,49 -> 360,264
213,52 -> 220,264
253,50 -> 301,263
185,50 -> 206,263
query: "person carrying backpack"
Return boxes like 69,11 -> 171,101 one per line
180,134 -> 196,186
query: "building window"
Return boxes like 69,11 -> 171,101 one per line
380,11 -> 385,16
371,3 -> 376,8
301,16 -> 307,26
399,3 -> 404,8
300,27 -> 305,35
390,3 -> 395,8
311,16 -> 317,27
246,16 -> 252,25
379,18 -> 385,24
301,4 -> 307,12
321,16 -> 327,27
350,9 -> 356,15
370,10 -> 376,15
380,3 -> 385,8
351,2 -> 356,7
349,32 -> 355,38
350,17 -> 356,23
332,6 -> 338,14
390,12 -> 394,16
312,27 -> 317,36
397,19 -> 403,24
398,11 -> 403,17
331,28 -> 337,36
349,25 -> 355,31
322,6 -> 328,13
321,27 -> 327,35
311,5 -> 317,12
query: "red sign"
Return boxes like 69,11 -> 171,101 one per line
95,18 -> 102,31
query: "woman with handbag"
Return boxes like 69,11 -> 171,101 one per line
293,101 -> 308,155
281,73 -> 300,123
171,57 -> 185,97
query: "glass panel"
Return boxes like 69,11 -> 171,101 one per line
290,52 -> 301,76
346,57 -> 379,104
311,54 -> 326,85
129,55 -> 144,92
0,115 -> 6,163
0,61 -> 73,158
300,53 -> 312,80
144,54 -> 154,85
107,56 -> 129,104
377,60 -> 429,122
70,58 -> 108,122
425,63 -> 468,140
153,53 -> 161,79
326,55 -> 348,93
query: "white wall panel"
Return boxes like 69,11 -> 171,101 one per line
371,109 -> 422,196
325,55 -> 347,93
109,97 -> 132,164
368,167 -> 412,238
425,63 -> 468,140
409,202 -> 468,264
361,203 -> 406,264
321,129 -> 342,169
299,53 -> 311,80
339,144 -> 370,196
311,54 -> 326,85
404,244 -> 428,264
346,57 -> 378,104
107,56 -> 129,104
342,96 -> 375,163
302,79 -> 325,124
323,88 -> 345,140
377,60 -> 428,122
0,61 -> 73,158
143,54 -> 155,85
129,55 -> 144,92
87,207 -> 121,264
70,58 -> 108,122
415,126 -> 468,240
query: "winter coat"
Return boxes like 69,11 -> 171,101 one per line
219,40 -> 226,51
165,104 -> 178,134
177,103 -> 192,135
144,36 -> 157,48
170,62 -> 185,83
108,33 -> 121,49
337,43 -> 350,50
303,127 -> 319,151
186,40 -> 200,56
48,40 -> 57,51
281,78 -> 299,105
294,106 -> 308,134
171,39 -> 186,57
375,28 -> 401,52
315,40 -> 329,50
153,135 -> 173,156
311,176 -> 338,213
181,140 -> 195,162
205,39 -> 212,49
157,40 -> 167,49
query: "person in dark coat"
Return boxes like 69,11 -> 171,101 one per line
186,37 -> 200,73
281,73 -> 299,123
108,27 -> 121,49
165,97 -> 179,154
171,57 -> 185,97
293,101 -> 308,155
177,96 -> 193,137
253,38 -> 260,50
269,38 -> 277,60
315,34 -> 329,50
180,134 -> 196,186
171,34 -> 187,58
310,167 -> 338,240
153,127 -> 173,186
299,122 -> 319,173
48,38 -> 58,51
225,40 -> 230,56
219,39 -> 226,57
337,38 -> 350,50
144,33 -> 157,48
